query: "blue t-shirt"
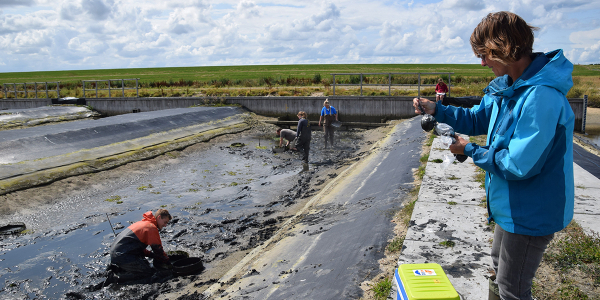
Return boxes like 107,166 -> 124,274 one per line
321,106 -> 337,116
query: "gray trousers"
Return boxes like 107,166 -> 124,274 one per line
491,224 -> 554,300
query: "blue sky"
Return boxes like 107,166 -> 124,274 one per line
0,0 -> 599,73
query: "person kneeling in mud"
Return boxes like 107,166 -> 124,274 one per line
107,209 -> 172,284
276,128 -> 297,151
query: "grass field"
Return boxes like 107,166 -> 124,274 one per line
1,64 -> 599,106
1,63 -> 599,84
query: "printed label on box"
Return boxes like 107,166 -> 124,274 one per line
413,269 -> 437,276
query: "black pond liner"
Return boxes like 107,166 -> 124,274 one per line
230,142 -> 245,147
172,257 -> 204,276
0,222 -> 26,235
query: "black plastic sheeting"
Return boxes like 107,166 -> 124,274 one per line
442,96 -> 483,108
51,97 -> 87,105
573,143 -> 600,179
0,106 -> 246,165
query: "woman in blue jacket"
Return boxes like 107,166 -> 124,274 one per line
414,12 -> 574,300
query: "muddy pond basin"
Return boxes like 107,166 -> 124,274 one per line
0,127 -> 372,299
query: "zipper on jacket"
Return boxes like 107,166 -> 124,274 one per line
491,97 -> 504,143
486,172 -> 493,224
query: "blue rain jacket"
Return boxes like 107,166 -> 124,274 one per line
433,49 -> 575,236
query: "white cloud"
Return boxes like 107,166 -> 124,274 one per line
236,0 -> 260,18
570,27 -> 600,48
82,0 -> 113,21
0,0 -> 599,72
568,28 -> 600,63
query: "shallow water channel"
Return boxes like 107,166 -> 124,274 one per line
0,128 -> 366,299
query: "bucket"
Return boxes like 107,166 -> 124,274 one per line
172,257 -> 204,276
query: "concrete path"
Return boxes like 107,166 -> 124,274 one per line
395,136 -> 600,299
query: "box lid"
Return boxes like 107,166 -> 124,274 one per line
397,263 -> 460,300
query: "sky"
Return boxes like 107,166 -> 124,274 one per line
0,0 -> 599,73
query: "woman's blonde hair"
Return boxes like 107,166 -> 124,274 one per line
323,99 -> 329,106
297,111 -> 308,119
438,78 -> 444,83
470,11 -> 538,66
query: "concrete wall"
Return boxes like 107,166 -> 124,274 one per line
0,98 -> 51,109
79,96 -> 418,122
227,96 -> 418,122
0,96 -> 588,132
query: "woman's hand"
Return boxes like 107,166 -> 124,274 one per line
449,135 -> 469,155
413,98 -> 436,115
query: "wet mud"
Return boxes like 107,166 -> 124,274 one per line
0,117 -> 390,300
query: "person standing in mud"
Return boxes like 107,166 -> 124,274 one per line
108,209 -> 172,284
414,12 -> 574,300
295,111 -> 311,163
276,128 -> 297,150
318,99 -> 338,148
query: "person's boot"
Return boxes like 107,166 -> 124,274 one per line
489,275 -> 500,300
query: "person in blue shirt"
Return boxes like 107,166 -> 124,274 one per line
295,111 -> 311,163
414,11 -> 574,300
318,99 -> 338,148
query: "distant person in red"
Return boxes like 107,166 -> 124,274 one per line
435,78 -> 449,102
108,209 -> 172,284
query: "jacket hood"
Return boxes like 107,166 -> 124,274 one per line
485,49 -> 573,98
142,211 -> 158,227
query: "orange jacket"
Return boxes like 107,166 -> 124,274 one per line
110,211 -> 169,264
